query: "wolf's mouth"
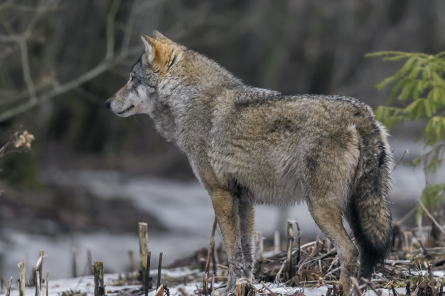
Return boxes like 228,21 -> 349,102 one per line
117,105 -> 135,115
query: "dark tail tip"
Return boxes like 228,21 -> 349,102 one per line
348,198 -> 392,280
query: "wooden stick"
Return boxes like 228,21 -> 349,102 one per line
204,217 -> 218,296
350,277 -> 362,296
361,277 -> 382,296
35,250 -> 44,295
236,278 -> 255,296
274,231 -> 280,255
144,251 -> 152,296
157,252 -> 163,290
38,250 -> 44,286
87,249 -> 93,275
285,220 -> 294,281
205,217 -> 218,275
94,261 -> 105,296
260,281 -> 277,296
418,215 -> 423,241
45,271 -> 48,296
295,220 -> 301,265
129,250 -> 136,273
6,277 -> 12,296
155,284 -> 164,296
18,260 -> 26,296
35,271 -> 40,296
402,231 -> 413,254
71,247 -> 77,278
139,222 -> 149,288
212,274 -> 215,293
177,287 -> 191,296
212,243 -> 217,276
419,200 -> 445,236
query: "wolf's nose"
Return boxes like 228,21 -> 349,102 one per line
104,99 -> 111,109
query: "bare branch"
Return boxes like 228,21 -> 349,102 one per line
0,0 -> 142,122
19,37 -> 37,102
105,0 -> 122,60
0,34 -> 20,42
0,47 -> 141,122
119,0 -> 139,55
0,0 -> 15,12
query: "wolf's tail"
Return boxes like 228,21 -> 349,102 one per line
346,121 -> 393,280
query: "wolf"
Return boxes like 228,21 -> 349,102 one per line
105,31 -> 393,294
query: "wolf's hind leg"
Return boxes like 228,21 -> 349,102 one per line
238,202 -> 255,279
307,200 -> 358,294
210,189 -> 242,295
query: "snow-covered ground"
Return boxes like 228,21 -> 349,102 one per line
0,268 -> 410,296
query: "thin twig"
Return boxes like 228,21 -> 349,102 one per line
418,200 -> 445,236
350,277 -> 362,296
18,38 -> 36,102
394,149 -> 408,170
260,281 -> 278,296
119,0 -> 139,55
105,0 -> 121,60
157,252 -> 163,289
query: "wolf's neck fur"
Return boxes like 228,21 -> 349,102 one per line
154,52 -> 244,150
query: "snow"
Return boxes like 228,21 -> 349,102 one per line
0,270 -> 407,296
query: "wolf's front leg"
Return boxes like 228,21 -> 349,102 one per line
210,189 -> 242,296
238,202 -> 255,280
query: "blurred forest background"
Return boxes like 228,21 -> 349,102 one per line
1,0 -> 444,280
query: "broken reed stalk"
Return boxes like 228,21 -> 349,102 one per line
18,260 -> 26,296
350,277 -> 362,296
260,281 -> 277,296
35,250 -> 44,295
212,243 -> 217,276
295,220 -> 301,265
46,271 -> 48,296
285,220 -> 294,281
36,271 -> 41,296
72,247 -> 77,278
157,252 -> 163,290
139,222 -> 149,288
418,200 -> 445,236
177,287 -> 191,296
87,249 -> 93,275
94,261 -> 105,296
129,250 -> 136,273
274,231 -> 280,255
144,251 -> 152,296
236,277 -> 255,296
402,231 -> 413,254
428,264 -> 433,282
6,277 -> 12,296
180,286 -> 191,296
254,231 -> 263,260
155,284 -> 164,296
203,217 -> 218,296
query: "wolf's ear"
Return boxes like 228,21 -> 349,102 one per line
140,34 -> 173,72
153,30 -> 174,44
141,34 -> 158,63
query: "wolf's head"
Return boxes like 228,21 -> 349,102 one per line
105,31 -> 184,117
